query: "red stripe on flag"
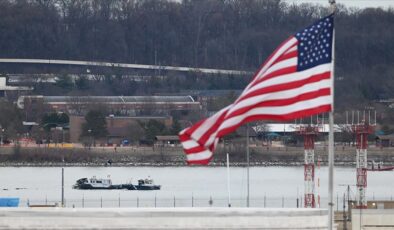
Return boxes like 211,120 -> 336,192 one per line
187,157 -> 213,165
184,145 -> 208,155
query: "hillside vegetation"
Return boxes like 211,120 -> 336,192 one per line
0,0 -> 394,112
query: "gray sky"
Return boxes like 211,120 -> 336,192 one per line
283,0 -> 394,9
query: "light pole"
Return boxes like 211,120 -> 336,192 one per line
88,129 -> 92,150
61,156 -> 65,207
1,128 -> 4,145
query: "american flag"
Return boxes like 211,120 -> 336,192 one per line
179,15 -> 334,165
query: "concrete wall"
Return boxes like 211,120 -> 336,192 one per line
352,209 -> 394,230
0,208 -> 332,229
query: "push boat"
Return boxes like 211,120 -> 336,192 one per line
135,178 -> 161,190
72,176 -> 160,190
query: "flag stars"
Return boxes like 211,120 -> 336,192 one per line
295,15 -> 333,70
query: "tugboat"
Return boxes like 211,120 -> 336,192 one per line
73,176 -> 160,190
133,177 -> 161,190
73,176 -> 119,190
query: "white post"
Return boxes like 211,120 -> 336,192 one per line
346,111 -> 348,125
352,110 -> 354,125
374,110 -> 377,125
227,153 -> 231,207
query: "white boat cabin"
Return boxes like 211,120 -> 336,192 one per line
89,176 -> 112,188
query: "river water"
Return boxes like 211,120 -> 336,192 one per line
0,166 -> 393,208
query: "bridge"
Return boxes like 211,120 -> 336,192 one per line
0,58 -> 251,75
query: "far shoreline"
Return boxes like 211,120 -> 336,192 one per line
1,145 -> 393,167
0,161 -> 357,167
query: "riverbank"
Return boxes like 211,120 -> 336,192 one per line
0,145 -> 393,167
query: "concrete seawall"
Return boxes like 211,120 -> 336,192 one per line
0,207 -> 331,229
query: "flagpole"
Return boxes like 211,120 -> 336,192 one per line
227,153 -> 231,207
246,123 -> 250,207
328,1 -> 336,229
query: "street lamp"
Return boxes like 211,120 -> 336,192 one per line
1,128 -> 4,145
88,129 -> 92,149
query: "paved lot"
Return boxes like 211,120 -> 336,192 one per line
0,207 -> 330,229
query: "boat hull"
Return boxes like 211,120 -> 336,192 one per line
133,185 -> 161,190
74,183 -> 138,190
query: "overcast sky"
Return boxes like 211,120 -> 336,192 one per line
283,0 -> 394,9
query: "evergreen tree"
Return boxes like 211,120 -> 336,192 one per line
81,110 -> 108,139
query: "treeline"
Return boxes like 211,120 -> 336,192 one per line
1,0 -> 394,107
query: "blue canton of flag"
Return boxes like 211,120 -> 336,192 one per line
295,15 -> 334,71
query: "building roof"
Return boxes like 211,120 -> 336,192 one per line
376,134 -> 394,141
17,95 -> 199,109
180,90 -> 242,97
43,95 -> 195,103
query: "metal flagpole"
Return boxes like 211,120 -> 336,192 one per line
61,157 -> 65,207
227,153 -> 231,207
246,123 -> 250,207
328,0 -> 336,229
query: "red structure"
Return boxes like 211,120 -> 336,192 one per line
352,122 -> 373,209
299,126 -> 319,208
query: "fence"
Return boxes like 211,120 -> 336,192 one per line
23,195 -> 394,209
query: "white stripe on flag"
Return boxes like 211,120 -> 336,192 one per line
181,140 -> 200,149
186,149 -> 213,161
